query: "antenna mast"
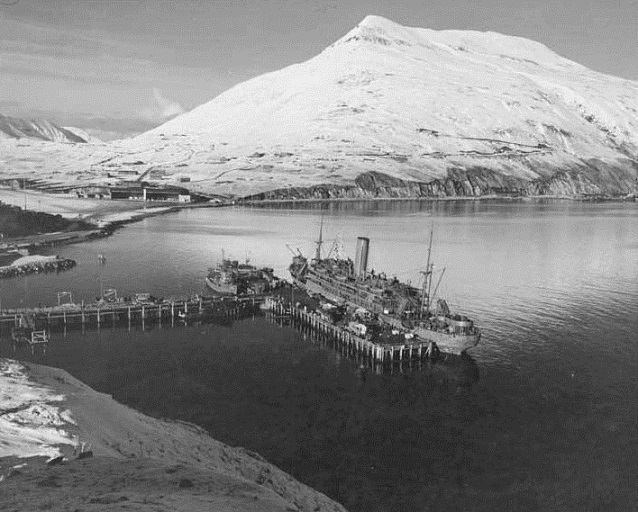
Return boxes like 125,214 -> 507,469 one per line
315,214 -> 324,260
431,267 -> 446,312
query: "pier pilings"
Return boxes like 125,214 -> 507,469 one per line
0,295 -> 264,340
266,298 -> 437,366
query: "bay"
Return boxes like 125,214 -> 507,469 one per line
1,199 -> 636,511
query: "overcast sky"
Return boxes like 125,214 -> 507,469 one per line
1,0 -> 636,140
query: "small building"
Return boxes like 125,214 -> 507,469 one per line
109,182 -> 191,202
110,182 -> 145,200
75,186 -> 111,199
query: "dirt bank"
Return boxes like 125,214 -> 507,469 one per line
0,359 -> 347,512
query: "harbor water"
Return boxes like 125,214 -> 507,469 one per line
1,200 -> 636,511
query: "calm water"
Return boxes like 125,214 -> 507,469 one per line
1,200 -> 636,511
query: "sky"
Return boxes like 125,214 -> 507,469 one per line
1,0 -> 636,140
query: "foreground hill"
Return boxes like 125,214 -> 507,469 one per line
0,359 -> 346,512
1,15 -> 636,199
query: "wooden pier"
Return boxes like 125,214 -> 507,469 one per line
0,295 -> 264,338
267,299 -> 439,364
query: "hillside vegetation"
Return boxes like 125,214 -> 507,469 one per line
0,202 -> 92,238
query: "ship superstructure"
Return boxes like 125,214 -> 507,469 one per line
206,256 -> 277,296
289,227 -> 480,355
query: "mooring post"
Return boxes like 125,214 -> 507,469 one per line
97,308 -> 100,329
63,310 -> 66,325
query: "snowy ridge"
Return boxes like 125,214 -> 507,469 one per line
0,359 -> 77,459
0,15 -> 636,198
0,114 -> 87,143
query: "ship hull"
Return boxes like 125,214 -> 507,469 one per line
308,278 -> 480,355
412,327 -> 480,355
205,277 -> 238,295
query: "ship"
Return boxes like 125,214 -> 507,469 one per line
206,254 -> 278,296
288,222 -> 480,355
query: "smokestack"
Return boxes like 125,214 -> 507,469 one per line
354,237 -> 369,277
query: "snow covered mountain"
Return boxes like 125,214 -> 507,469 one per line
0,114 -> 87,143
62,126 -> 101,144
1,16 -> 636,198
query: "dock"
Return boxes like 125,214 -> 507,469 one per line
0,294 -> 264,345
266,298 -> 440,365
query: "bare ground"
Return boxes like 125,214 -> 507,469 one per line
0,362 -> 347,512
0,189 -> 175,227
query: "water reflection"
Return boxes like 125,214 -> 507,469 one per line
1,201 -> 635,512
267,310 -> 480,385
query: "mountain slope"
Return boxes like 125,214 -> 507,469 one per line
124,15 -> 636,198
0,114 -> 87,143
63,126 -> 102,144
1,16 -> 636,199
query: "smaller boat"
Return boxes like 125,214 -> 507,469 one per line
206,255 -> 278,296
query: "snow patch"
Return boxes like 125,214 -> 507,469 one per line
0,359 -> 77,459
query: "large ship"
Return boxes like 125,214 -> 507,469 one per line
206,255 -> 278,296
289,224 -> 480,355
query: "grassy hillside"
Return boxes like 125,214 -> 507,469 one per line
0,201 -> 92,238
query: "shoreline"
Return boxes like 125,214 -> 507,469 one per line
237,193 -> 636,205
2,188 -> 635,251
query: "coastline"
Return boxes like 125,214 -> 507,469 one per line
2,187 -> 634,252
0,358 -> 347,512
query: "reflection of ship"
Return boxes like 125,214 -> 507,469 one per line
391,353 -> 480,385
206,254 -> 278,296
289,222 -> 480,355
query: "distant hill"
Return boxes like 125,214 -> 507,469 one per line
0,113 -> 87,143
63,126 -> 101,144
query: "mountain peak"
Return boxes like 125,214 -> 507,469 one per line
332,14 -> 417,48
0,114 -> 87,143
330,16 -> 570,69
357,14 -> 401,30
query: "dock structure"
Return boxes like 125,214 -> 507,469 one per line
266,298 -> 439,365
0,295 -> 264,337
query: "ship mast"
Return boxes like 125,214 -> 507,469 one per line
315,214 -> 324,260
420,228 -> 434,314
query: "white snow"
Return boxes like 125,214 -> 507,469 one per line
0,359 -> 77,459
0,15 -> 636,197
8,255 -> 58,267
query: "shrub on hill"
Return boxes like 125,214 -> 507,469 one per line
0,202 -> 92,238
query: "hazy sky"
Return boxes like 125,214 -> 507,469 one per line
1,0 -> 636,139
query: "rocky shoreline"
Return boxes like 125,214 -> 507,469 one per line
240,167 -> 637,202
